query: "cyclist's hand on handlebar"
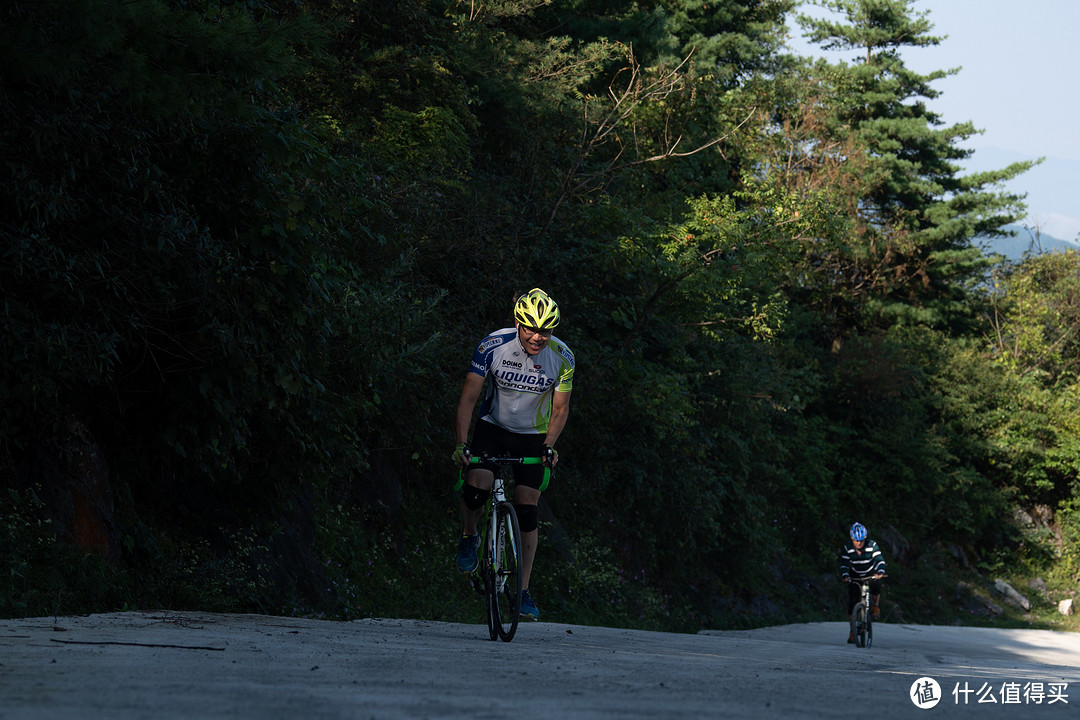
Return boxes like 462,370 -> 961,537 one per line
542,444 -> 558,468
452,442 -> 471,468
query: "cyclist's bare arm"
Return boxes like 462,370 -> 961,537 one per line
542,389 -> 572,447
455,373 -> 485,444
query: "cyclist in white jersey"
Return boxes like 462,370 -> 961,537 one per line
451,288 -> 575,621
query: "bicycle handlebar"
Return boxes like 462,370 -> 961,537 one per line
844,574 -> 887,583
467,455 -> 544,465
453,453 -> 550,491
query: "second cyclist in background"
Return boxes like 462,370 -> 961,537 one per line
451,288 -> 576,622
839,521 -> 887,643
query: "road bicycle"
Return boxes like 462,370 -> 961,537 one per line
847,575 -> 885,649
456,454 -> 546,642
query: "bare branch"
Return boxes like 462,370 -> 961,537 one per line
543,47 -> 755,234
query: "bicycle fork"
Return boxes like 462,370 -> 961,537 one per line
489,477 -> 511,594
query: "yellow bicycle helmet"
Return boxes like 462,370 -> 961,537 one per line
513,288 -> 560,330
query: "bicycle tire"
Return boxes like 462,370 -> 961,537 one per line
481,524 -> 498,641
866,613 -> 873,649
853,603 -> 868,648
490,501 -> 522,642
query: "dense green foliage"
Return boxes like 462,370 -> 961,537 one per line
2,0 -> 1077,632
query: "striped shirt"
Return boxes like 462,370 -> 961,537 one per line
839,539 -> 886,579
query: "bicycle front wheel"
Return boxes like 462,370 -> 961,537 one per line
490,501 -> 523,642
852,603 -> 868,648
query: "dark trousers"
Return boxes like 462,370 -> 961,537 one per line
847,579 -> 882,614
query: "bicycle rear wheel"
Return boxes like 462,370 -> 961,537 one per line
852,604 -> 868,648
489,502 -> 522,642
481,523 -> 498,641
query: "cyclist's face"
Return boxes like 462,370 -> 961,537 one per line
852,539 -> 865,549
517,323 -> 551,355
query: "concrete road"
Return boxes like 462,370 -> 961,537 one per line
1,611 -> 1078,719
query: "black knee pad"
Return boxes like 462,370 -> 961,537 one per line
514,503 -> 539,533
462,484 -> 489,511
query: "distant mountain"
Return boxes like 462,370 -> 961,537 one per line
960,148 -> 1080,243
975,224 -> 1079,261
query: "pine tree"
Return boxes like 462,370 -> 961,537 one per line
788,0 -> 1035,333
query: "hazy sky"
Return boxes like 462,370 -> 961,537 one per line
786,0 -> 1080,239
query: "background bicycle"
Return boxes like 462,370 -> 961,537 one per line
847,575 -> 886,648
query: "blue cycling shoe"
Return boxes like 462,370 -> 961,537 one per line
456,534 -> 480,573
519,588 -> 539,621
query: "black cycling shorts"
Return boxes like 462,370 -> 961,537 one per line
470,420 -> 549,491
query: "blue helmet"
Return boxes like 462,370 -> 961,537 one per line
850,522 -> 867,541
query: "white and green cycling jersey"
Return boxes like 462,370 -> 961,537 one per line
469,327 -> 575,435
